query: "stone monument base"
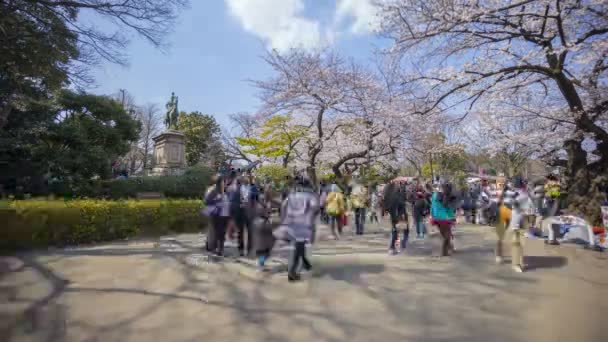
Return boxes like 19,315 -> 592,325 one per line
148,166 -> 185,177
149,130 -> 187,176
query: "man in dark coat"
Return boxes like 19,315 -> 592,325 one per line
384,181 -> 409,254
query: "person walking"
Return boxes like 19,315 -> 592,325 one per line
326,184 -> 346,239
384,181 -> 409,254
204,177 -> 231,257
430,182 -> 458,257
544,174 -> 562,245
414,190 -> 429,239
351,182 -> 368,235
319,182 -> 329,224
461,186 -> 474,224
226,171 -> 252,257
479,179 -> 500,225
470,182 -> 481,224
281,176 -> 320,282
254,185 -> 276,271
369,188 -> 380,224
496,176 -> 532,272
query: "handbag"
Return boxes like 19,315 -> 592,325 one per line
201,205 -> 220,217
272,225 -> 290,241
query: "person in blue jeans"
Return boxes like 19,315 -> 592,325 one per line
413,191 -> 429,239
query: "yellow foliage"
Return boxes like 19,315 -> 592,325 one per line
0,199 -> 204,250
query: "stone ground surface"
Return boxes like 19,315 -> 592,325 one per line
1,221 -> 607,342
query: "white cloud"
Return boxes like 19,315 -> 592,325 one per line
225,0 -> 324,52
335,0 -> 380,34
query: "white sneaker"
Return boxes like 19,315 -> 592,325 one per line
512,265 -> 524,273
495,256 -> 504,264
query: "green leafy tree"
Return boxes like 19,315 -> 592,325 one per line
46,90 -> 141,180
0,90 -> 140,194
178,111 -> 225,167
358,164 -> 394,184
0,1 -> 78,128
236,114 -> 307,167
254,164 -> 290,187
1,0 -> 187,129
421,144 -> 467,180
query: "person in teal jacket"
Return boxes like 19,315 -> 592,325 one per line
431,183 -> 458,256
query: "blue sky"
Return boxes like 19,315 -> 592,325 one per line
89,0 -> 383,128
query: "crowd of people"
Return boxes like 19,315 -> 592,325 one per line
202,168 -> 580,281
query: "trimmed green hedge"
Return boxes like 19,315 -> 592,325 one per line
0,199 -> 205,250
47,166 -> 213,199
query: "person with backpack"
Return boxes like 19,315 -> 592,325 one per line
281,176 -> 320,282
326,184 -> 346,239
204,176 -> 231,257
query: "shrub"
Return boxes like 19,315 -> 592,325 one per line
48,165 -> 213,199
0,199 -> 205,250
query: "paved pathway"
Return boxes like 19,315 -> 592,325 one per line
1,222 -> 607,342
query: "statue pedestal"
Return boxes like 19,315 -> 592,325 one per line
149,130 -> 187,176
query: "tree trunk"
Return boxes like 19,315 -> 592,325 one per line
142,142 -> 150,170
548,69 -> 608,225
307,164 -> 317,191
562,136 -> 607,225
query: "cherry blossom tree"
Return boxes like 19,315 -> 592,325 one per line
379,0 -> 608,222
253,50 -> 367,185
222,112 -> 258,164
252,50 -> 412,186
321,62 -> 403,178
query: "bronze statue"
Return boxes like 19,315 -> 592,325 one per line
164,92 -> 179,130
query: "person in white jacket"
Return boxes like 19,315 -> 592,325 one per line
498,176 -> 533,273
281,176 -> 320,282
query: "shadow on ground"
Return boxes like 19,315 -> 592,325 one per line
524,256 -> 568,271
0,226 -> 605,342
314,262 -> 385,283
